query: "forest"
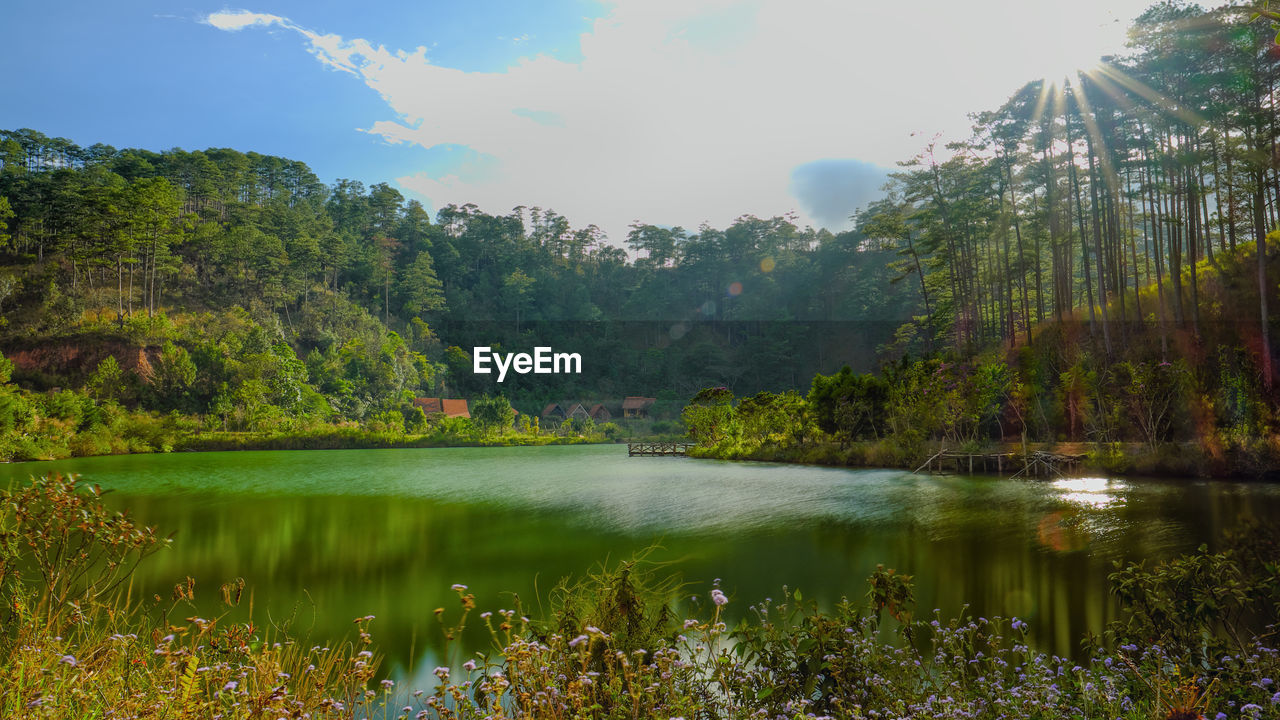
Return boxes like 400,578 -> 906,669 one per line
2,2 -> 1280,470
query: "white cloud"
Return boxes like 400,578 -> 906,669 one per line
204,9 -> 289,32
207,0 -> 1155,242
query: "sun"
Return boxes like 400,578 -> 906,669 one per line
1016,6 -> 1133,86
1022,34 -> 1105,88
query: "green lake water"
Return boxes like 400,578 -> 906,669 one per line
3,444 -> 1276,689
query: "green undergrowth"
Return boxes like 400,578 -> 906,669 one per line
179,428 -> 607,452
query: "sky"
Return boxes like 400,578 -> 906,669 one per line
4,0 -> 1160,243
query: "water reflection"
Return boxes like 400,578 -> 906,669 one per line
1053,476 -> 1126,509
3,446 -> 1277,671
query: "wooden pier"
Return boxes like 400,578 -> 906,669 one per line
628,441 -> 695,456
912,449 -> 1085,478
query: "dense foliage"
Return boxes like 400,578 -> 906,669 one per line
684,244 -> 1280,476
0,130 -> 911,415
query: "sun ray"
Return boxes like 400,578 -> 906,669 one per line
1030,78 -> 1055,129
1067,74 -> 1123,196
1091,63 -> 1206,128
1081,67 -> 1140,115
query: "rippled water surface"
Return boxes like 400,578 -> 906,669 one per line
5,445 -> 1277,678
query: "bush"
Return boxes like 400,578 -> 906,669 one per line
471,394 -> 515,433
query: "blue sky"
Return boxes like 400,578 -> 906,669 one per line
3,1 -> 602,193
4,0 -> 1155,241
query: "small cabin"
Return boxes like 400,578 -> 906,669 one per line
413,397 -> 443,415
588,404 -> 613,422
540,403 -> 566,422
440,398 -> 470,418
564,403 -> 592,423
413,397 -> 471,419
622,396 -> 657,419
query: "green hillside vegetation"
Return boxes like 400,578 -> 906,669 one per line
684,242 -> 1280,477
0,134 -> 910,459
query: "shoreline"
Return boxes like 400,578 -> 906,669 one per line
177,429 -> 614,453
686,439 -> 1280,481
12,432 -> 1278,481
2,429 -> 621,463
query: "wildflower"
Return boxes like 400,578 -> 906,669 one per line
59,654 -> 77,666
683,619 -> 698,629
223,681 -> 238,692
711,589 -> 728,606
381,679 -> 394,689
569,635 -> 588,648
1010,619 -> 1025,632
463,659 -> 477,671
451,584 -> 467,592
480,611 -> 492,619
434,666 -> 450,679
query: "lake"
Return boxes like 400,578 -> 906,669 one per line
3,444 -> 1275,688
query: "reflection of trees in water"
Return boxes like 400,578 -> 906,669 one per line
89,473 -> 1280,671
800,479 -> 1278,658
799,517 -> 1108,658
